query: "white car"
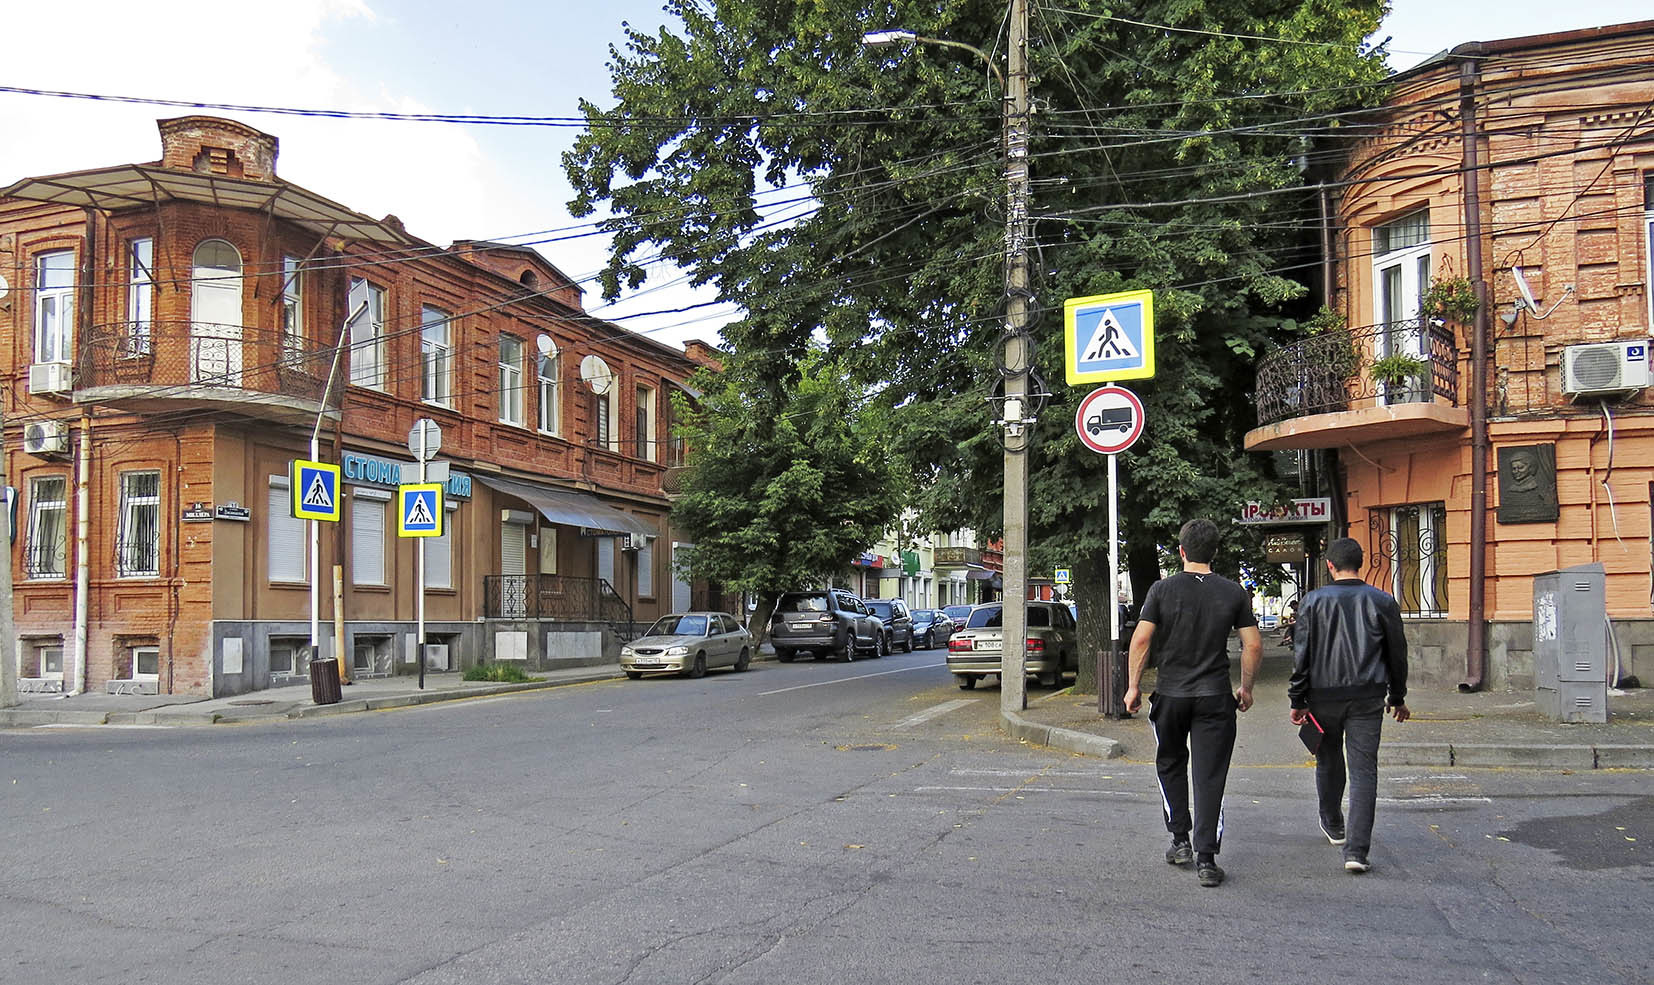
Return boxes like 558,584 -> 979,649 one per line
620,612 -> 753,679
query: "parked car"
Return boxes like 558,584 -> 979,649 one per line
909,609 -> 956,650
620,612 -> 753,679
769,590 -> 885,662
942,604 -> 975,626
864,598 -> 916,653
945,600 -> 1079,689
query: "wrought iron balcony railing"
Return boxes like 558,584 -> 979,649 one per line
1254,317 -> 1459,427
483,573 -> 634,632
77,320 -> 339,409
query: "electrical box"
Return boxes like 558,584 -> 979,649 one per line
1532,562 -> 1607,723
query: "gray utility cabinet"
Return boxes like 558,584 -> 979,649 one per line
1532,562 -> 1608,723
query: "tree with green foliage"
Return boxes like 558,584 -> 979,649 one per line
670,348 -> 900,638
566,1 -> 1390,689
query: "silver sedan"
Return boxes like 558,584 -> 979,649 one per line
620,612 -> 753,679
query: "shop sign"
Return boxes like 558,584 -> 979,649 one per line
933,546 -> 983,567
1238,497 -> 1331,526
1263,532 -> 1306,563
342,452 -> 472,499
182,502 -> 214,522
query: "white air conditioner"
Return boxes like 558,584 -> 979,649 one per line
622,533 -> 650,552
22,420 -> 69,456
1561,340 -> 1652,398
28,361 -> 72,396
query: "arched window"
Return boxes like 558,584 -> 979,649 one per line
519,270 -> 539,290
191,239 -> 244,384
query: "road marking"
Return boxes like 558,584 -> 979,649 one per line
949,768 -> 1115,778
891,699 -> 974,730
1388,774 -> 1470,782
1377,795 -> 1493,805
914,785 -> 1143,797
757,662 -> 946,696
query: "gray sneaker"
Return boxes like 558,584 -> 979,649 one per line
1319,818 -> 1347,846
1164,838 -> 1193,866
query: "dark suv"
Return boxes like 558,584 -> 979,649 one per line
864,598 -> 916,653
769,590 -> 885,662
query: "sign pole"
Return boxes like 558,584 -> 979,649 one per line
417,429 -> 427,691
1103,452 -> 1127,719
309,434 -> 321,673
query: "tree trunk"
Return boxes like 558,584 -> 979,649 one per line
1071,551 -> 1110,695
1128,540 -> 1161,615
747,592 -> 779,647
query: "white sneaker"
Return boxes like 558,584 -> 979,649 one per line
1344,856 -> 1371,873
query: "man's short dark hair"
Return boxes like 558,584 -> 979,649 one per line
1325,537 -> 1364,573
1179,519 -> 1220,564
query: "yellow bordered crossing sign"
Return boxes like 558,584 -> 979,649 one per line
1064,288 -> 1156,385
398,483 -> 444,538
291,460 -> 341,522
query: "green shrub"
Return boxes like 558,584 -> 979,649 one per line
462,663 -> 543,683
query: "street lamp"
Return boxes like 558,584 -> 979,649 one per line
863,5 -> 1034,713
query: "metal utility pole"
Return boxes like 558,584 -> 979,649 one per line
999,0 -> 1033,714
0,404 -> 17,710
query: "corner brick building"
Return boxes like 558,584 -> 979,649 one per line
1248,21 -> 1654,690
2,117 -> 718,697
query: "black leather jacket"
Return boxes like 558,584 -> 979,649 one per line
1288,579 -> 1408,709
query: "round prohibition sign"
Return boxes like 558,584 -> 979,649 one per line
1075,385 -> 1146,454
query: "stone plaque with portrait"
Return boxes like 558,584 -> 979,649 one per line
1496,444 -> 1559,524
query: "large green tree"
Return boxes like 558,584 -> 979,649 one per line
567,1 -> 1390,686
670,348 -> 900,637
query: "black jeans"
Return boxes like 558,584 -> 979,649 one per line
1308,695 -> 1385,858
1149,692 -> 1237,856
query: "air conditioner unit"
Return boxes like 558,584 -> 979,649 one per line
22,420 -> 69,456
423,644 -> 450,671
1561,340 -> 1652,399
622,533 -> 649,552
28,361 -> 72,396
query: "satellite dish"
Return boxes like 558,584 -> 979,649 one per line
536,334 -> 554,357
1512,266 -> 1539,312
579,354 -> 613,395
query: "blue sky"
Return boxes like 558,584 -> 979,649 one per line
1,1 -> 1648,348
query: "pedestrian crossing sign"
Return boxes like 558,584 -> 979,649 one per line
397,483 -> 443,538
1064,289 -> 1156,385
290,460 -> 341,522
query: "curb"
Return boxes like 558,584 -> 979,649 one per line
1003,711 -> 1123,759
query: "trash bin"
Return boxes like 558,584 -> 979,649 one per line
310,652 -> 342,705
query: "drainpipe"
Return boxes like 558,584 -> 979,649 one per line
1460,55 -> 1489,692
71,410 -> 91,695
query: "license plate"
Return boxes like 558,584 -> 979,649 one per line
974,640 -> 997,651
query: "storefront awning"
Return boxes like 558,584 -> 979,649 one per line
473,474 -> 657,538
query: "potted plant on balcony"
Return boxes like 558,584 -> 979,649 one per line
1422,275 -> 1479,324
1368,352 -> 1429,387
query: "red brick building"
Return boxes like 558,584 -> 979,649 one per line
2,117 -> 716,697
1247,22 -> 1654,689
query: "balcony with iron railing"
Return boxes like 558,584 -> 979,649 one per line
1244,317 -> 1468,452
483,573 -> 635,637
71,320 -> 340,425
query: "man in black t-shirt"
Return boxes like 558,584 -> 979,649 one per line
1124,519 -> 1263,888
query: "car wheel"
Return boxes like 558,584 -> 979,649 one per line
901,632 -> 913,653
776,648 -> 796,663
734,647 -> 751,672
922,631 -> 934,650
956,674 -> 977,690
837,637 -> 855,662
685,654 -> 706,679
876,633 -> 888,658
1038,671 -> 1058,687
625,670 -> 643,680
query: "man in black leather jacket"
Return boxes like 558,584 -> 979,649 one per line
1288,537 -> 1410,874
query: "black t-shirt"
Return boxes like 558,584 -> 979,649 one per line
1138,571 -> 1258,697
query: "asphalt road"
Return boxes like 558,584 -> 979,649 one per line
4,648 -> 1650,985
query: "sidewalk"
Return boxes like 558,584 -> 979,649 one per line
1006,643 -> 1654,769
0,665 -> 622,728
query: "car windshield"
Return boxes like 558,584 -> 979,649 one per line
912,610 -> 935,622
646,615 -> 708,636
865,601 -> 893,617
944,606 -> 972,621
965,605 -> 1050,629
775,595 -> 828,613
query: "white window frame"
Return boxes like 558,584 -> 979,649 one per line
637,536 -> 654,598
34,250 -> 75,366
422,305 -> 452,406
127,238 -> 154,357
537,345 -> 561,436
267,477 -> 307,583
131,645 -> 160,681
636,383 -> 657,461
281,256 -> 304,363
351,491 -> 389,586
424,504 -> 458,590
25,475 -> 68,580
347,278 -> 387,389
499,336 -> 525,425
115,470 -> 161,578
35,642 -> 65,682
1644,171 -> 1653,332
1372,210 -> 1431,356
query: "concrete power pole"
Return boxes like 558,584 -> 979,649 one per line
999,0 -> 1033,715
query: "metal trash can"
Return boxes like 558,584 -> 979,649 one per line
310,652 -> 342,705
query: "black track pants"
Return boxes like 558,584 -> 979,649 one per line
1149,692 -> 1238,855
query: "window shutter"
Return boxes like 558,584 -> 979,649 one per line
425,508 -> 455,589
598,536 -> 615,586
500,522 -> 526,575
268,479 -> 306,582
351,497 -> 386,585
